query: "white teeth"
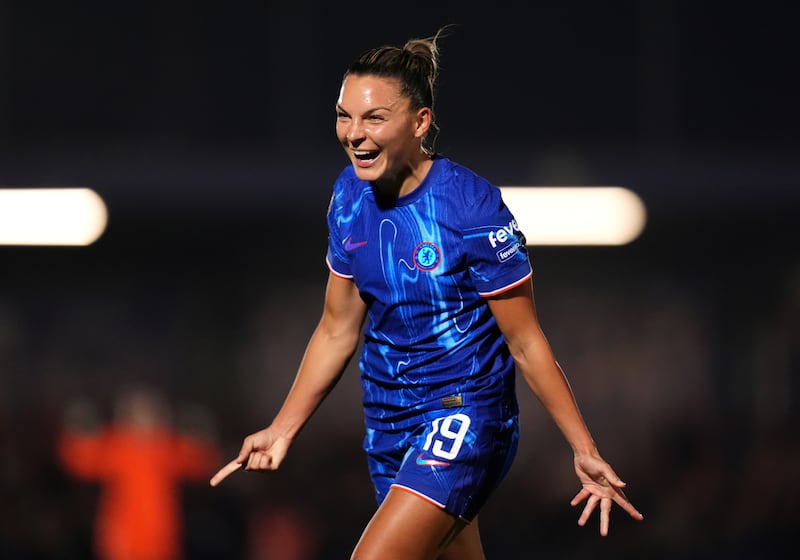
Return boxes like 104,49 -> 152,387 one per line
353,150 -> 371,156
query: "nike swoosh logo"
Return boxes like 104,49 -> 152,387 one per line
416,452 -> 450,467
344,237 -> 368,251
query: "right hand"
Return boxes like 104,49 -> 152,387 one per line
209,426 -> 292,487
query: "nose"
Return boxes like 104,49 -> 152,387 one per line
345,118 -> 365,144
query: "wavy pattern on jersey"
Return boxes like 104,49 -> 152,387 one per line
326,158 -> 530,430
376,206 -> 475,354
362,182 -> 495,427
364,201 -> 478,420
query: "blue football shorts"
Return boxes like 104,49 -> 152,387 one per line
364,399 -> 519,522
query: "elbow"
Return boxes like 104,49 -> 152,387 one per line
505,337 -> 532,369
318,322 -> 361,359
339,331 -> 362,359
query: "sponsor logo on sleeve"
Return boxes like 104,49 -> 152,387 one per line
497,241 -> 523,262
487,220 -> 526,262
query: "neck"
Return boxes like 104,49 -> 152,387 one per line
373,154 -> 434,199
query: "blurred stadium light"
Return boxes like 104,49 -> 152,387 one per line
500,186 -> 647,245
0,188 -> 108,246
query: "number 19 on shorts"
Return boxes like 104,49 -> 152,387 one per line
422,413 -> 472,461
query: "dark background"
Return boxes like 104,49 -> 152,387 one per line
1,1 -> 798,558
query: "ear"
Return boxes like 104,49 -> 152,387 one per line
413,107 -> 433,139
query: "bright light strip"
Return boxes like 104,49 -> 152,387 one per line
499,186 -> 646,246
0,188 -> 108,246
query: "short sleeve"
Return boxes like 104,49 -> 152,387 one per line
462,184 -> 532,297
325,191 -> 354,278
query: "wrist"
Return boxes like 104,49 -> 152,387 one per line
570,438 -> 599,458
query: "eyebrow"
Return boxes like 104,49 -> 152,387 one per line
335,104 -> 392,115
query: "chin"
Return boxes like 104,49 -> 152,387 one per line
351,163 -> 384,183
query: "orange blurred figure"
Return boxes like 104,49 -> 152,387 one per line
58,386 -> 220,560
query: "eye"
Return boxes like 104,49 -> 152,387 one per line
336,110 -> 350,120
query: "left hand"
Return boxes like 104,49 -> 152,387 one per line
570,453 -> 644,536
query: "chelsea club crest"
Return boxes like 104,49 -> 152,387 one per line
413,241 -> 441,272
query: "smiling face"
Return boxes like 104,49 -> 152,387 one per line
336,74 -> 432,195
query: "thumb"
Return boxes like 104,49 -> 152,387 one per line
602,470 -> 626,488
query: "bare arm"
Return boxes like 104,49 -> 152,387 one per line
487,281 -> 595,454
487,280 -> 643,535
269,272 -> 366,440
211,272 -> 366,485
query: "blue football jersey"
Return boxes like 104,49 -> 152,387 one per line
326,157 -> 533,430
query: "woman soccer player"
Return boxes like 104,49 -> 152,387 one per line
211,27 -> 644,559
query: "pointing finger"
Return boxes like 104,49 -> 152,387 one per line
209,460 -> 243,487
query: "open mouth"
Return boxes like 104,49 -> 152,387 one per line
353,150 -> 380,162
